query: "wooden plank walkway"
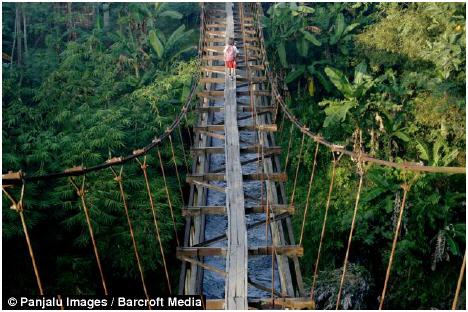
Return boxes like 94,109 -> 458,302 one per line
178,2 -> 312,309
223,2 -> 248,310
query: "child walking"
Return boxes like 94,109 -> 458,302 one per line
224,38 -> 238,80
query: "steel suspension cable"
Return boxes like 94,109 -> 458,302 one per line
451,250 -> 466,310
156,146 -> 180,247
138,156 -> 172,294
379,183 -> 410,309
110,166 -> 150,302
69,176 -> 108,295
2,183 -> 44,295
299,141 -> 320,246
310,152 -> 341,299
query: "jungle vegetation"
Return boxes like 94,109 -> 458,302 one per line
2,2 -> 466,310
263,2 -> 465,309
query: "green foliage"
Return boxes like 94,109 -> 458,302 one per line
267,2 -> 466,309
2,2 -> 198,296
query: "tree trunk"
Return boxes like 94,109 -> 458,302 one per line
67,2 -> 74,40
10,5 -> 17,70
16,4 -> 22,65
22,3 -> 27,57
103,3 -> 110,28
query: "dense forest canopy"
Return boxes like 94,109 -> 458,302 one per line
2,2 -> 466,310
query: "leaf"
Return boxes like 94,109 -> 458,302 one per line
148,30 -> 164,59
308,77 -> 315,96
335,13 -> 345,36
442,149 -> 459,166
313,69 -> 333,92
354,61 -> 367,85
330,13 -> 345,44
300,29 -> 321,46
277,42 -> 287,68
171,45 -> 196,61
159,10 -> 183,19
285,66 -> 305,84
393,131 -> 410,142
296,38 -> 309,57
321,99 -> 356,127
166,25 -> 186,49
297,5 -> 315,14
446,236 -> 460,256
432,137 -> 444,165
324,66 -> 354,98
343,23 -> 360,35
362,187 -> 386,202
415,139 -> 430,161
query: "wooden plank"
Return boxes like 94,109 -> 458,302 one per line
200,67 -> 265,75
190,145 -> 281,155
206,31 -> 226,37
198,90 -> 271,98
252,298 -> 315,310
201,55 -> 258,62
205,300 -> 225,310
224,3 -> 248,309
186,172 -> 287,182
195,105 -> 274,113
176,246 -> 303,257
181,204 -> 294,216
196,130 -> 225,141
193,124 -> 277,132
186,179 -> 225,193
205,298 -> 315,310
177,255 -> 227,277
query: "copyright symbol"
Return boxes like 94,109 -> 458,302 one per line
8,297 -> 17,306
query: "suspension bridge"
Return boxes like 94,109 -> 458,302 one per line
2,2 -> 466,310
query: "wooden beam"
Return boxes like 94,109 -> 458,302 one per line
176,246 -> 303,257
181,204 -> 294,216
200,67 -> 266,76
195,105 -> 273,113
186,172 -> 287,182
193,124 -> 277,132
190,145 -> 281,155
196,130 -> 225,141
177,255 -> 227,277
204,298 -> 315,310
186,179 -> 225,193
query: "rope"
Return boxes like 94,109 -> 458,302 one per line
335,172 -> 364,309
290,131 -> 306,205
168,134 -> 185,204
138,156 -> 172,294
310,152 -> 341,300
2,182 -> 44,295
451,250 -> 466,310
299,141 -> 320,245
110,166 -> 150,302
157,146 -> 180,247
283,124 -> 294,170
379,183 -> 410,309
177,124 -> 190,174
69,176 -> 108,295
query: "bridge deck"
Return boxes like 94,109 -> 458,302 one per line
178,2 -> 312,309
